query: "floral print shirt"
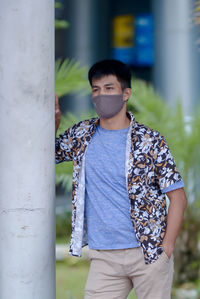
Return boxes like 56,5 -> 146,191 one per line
55,111 -> 182,264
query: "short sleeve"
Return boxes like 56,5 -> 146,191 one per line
55,127 -> 74,164
154,136 -> 183,191
161,179 -> 184,193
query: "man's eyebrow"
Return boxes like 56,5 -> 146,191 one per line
104,83 -> 114,86
92,83 -> 114,88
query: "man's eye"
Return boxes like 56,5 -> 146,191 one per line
106,87 -> 114,90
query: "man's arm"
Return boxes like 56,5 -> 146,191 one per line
55,93 -> 61,136
162,188 -> 187,258
55,94 -> 74,163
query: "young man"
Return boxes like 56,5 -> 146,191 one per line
55,59 -> 187,299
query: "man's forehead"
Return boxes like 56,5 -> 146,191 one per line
92,75 -> 120,86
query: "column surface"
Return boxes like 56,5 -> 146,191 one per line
153,0 -> 200,114
0,1 -> 55,298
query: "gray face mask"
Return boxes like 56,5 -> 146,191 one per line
92,94 -> 125,119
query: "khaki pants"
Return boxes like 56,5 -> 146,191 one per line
84,247 -> 174,299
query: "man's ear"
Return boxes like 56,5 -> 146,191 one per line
123,88 -> 132,102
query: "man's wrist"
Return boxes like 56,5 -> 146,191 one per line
162,240 -> 174,258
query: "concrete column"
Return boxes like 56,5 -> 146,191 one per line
0,1 -> 55,299
153,0 -> 200,115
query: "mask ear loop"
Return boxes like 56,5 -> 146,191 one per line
123,97 -> 129,103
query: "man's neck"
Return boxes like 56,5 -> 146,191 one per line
99,109 -> 130,130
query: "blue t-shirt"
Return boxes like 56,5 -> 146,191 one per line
84,123 -> 184,250
85,123 -> 140,249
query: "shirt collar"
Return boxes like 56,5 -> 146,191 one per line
92,110 -> 135,128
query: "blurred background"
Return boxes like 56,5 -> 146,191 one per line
55,1 -> 200,298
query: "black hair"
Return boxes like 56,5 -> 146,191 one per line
88,59 -> 131,90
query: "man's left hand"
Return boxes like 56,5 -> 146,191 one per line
162,241 -> 174,259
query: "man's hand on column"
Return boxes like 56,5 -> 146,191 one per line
55,93 -> 61,136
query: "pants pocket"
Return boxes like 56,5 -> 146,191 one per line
88,249 -> 98,260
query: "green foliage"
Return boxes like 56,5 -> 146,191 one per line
55,1 -> 63,9
55,19 -> 69,30
56,211 -> 72,240
55,1 -> 69,29
55,59 -> 90,98
174,209 -> 200,285
56,161 -> 73,195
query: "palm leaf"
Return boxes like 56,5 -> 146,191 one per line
55,58 -> 90,97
